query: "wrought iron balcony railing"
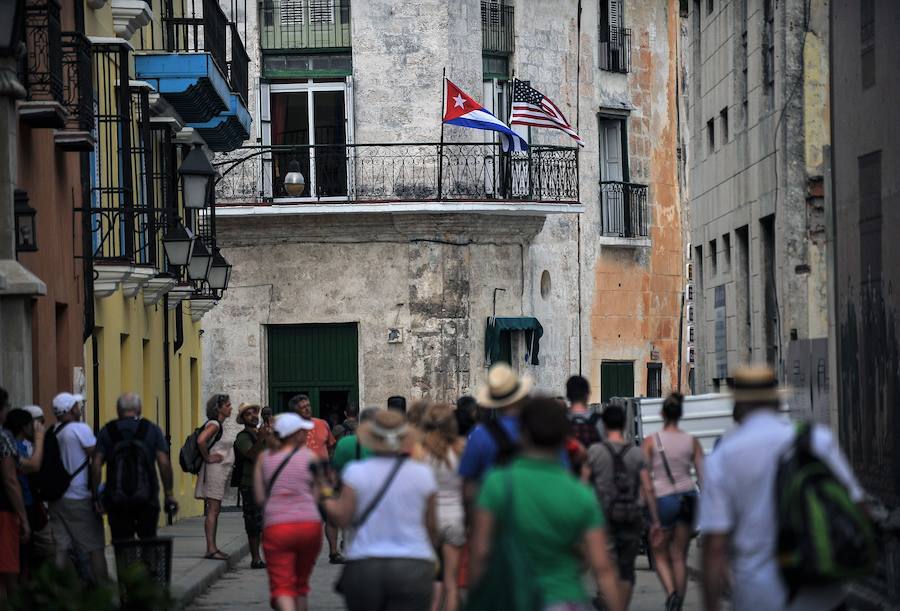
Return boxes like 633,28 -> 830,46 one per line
260,0 -> 352,51
599,26 -> 632,73
19,0 -> 64,126
481,1 -> 514,55
215,143 -> 579,205
164,0 -> 229,74
57,31 -> 94,149
228,22 -> 250,103
600,181 -> 649,238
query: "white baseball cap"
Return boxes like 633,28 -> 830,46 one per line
274,413 -> 314,438
52,392 -> 84,416
22,405 -> 44,420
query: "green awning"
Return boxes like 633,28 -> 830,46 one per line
485,317 -> 544,366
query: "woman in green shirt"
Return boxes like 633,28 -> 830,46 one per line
469,397 -> 623,611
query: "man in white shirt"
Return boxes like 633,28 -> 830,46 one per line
699,366 -> 865,611
48,393 -> 107,584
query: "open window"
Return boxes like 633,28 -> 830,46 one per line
485,317 -> 544,367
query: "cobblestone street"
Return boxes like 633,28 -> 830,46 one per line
186,546 -> 704,610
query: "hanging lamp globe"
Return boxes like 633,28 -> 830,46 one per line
283,159 -> 306,197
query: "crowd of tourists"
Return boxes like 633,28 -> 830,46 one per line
0,360 -> 872,611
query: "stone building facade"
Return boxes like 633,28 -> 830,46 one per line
683,0 -> 830,417
830,0 -> 900,605
204,0 -> 684,416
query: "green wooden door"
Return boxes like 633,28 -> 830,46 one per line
267,324 -> 359,422
600,360 -> 635,403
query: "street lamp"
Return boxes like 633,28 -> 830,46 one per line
162,223 -> 195,267
187,239 -> 213,282
13,189 -> 37,253
178,144 -> 216,209
283,159 -> 305,196
207,248 -> 232,291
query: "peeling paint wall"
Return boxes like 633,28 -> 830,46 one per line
205,0 -> 683,407
683,0 -> 830,410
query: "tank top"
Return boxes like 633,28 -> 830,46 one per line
650,429 -> 697,497
427,449 -> 463,511
259,447 -> 322,527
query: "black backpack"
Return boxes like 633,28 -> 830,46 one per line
103,420 -> 155,509
484,418 -> 519,466
37,422 -> 88,502
600,441 -> 642,527
179,420 -> 222,475
569,411 -> 602,449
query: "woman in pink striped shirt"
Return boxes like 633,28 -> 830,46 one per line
253,413 -> 323,611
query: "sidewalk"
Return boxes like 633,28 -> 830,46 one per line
104,512 -> 248,610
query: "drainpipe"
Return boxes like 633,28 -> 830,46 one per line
677,291 -> 685,393
163,293 -> 171,443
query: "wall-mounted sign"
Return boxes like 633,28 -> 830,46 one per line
388,328 -> 403,344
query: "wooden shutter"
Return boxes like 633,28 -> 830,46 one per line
280,0 -> 304,26
309,0 -> 335,24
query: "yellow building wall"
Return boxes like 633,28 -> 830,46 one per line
81,0 -> 209,523
84,295 -> 206,521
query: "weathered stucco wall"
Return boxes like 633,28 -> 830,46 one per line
202,213 -> 554,406
686,0 -> 829,400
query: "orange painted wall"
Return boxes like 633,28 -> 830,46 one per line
590,0 -> 684,398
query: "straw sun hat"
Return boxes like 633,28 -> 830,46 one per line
475,363 -> 533,409
357,409 -> 418,454
235,402 -> 260,425
728,365 -> 781,403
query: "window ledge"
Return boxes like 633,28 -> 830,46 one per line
598,236 -> 651,248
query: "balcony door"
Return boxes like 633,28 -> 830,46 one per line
599,116 -> 630,235
261,79 -> 353,199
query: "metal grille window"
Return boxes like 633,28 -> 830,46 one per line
21,0 -> 63,108
481,1 -> 514,55
59,31 -> 94,149
128,86 -> 160,268
89,43 -> 135,262
647,363 -> 663,398
262,0 -> 351,50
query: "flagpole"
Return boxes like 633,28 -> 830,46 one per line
438,67 -> 446,201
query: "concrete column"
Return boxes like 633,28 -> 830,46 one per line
0,56 -> 46,406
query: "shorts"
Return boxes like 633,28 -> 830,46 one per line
436,507 -> 466,547
240,487 -> 263,537
544,603 -> 591,611
608,525 -> 642,584
262,521 -> 322,602
49,498 -> 105,554
0,511 -> 20,574
657,491 -> 697,529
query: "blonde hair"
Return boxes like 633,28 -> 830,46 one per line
421,403 -> 458,465
407,400 -> 430,427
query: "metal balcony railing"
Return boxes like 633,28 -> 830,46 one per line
22,0 -> 63,105
60,32 -> 93,134
600,181 -> 649,238
260,0 -> 352,51
215,143 -> 579,205
599,26 -> 631,73
481,1 -> 514,55
164,0 -> 229,74
228,22 -> 250,103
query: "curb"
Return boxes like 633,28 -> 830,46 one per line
171,540 -> 250,610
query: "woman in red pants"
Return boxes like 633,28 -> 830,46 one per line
253,413 -> 322,611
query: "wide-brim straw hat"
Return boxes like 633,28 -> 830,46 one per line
729,365 -> 781,403
357,409 -> 418,454
236,402 -> 260,425
476,363 -> 533,409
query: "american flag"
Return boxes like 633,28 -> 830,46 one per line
510,80 -> 584,147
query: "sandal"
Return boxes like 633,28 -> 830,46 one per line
204,550 -> 229,561
250,560 -> 267,569
329,552 -> 345,564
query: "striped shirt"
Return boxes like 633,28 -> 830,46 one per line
259,447 -> 322,527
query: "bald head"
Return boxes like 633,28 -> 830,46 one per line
117,393 -> 142,417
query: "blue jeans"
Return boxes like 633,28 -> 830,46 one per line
656,491 -> 697,529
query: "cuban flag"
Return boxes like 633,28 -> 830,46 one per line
442,79 -> 528,152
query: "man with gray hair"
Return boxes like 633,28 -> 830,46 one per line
91,393 -> 175,541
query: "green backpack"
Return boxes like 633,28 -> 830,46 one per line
465,471 -> 543,611
776,421 -> 876,591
